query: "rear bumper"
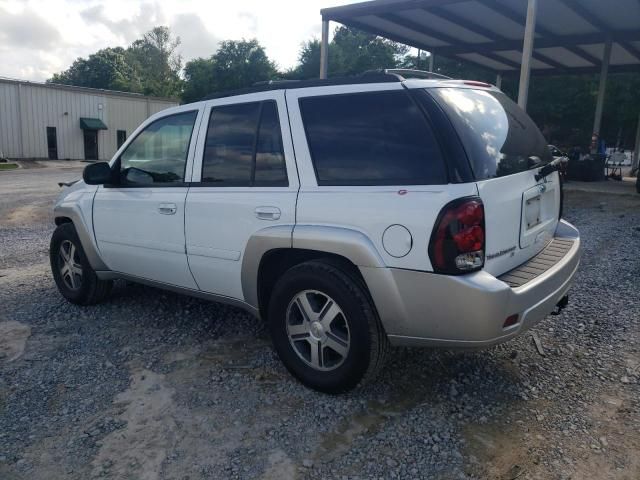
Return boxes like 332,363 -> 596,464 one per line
361,219 -> 581,348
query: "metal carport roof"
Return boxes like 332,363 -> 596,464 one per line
320,0 -> 640,77
319,0 -> 640,165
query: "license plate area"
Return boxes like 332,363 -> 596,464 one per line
525,195 -> 542,229
520,182 -> 558,249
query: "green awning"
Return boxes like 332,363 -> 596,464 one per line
79,117 -> 108,130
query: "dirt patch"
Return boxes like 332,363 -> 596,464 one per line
91,369 -> 176,480
463,390 -> 640,480
569,393 -> 640,480
261,449 -> 298,480
0,321 -> 31,362
463,412 -> 548,480
5,203 -> 51,226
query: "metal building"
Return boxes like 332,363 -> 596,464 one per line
0,77 -> 178,161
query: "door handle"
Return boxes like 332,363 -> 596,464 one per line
158,203 -> 177,215
254,206 -> 281,221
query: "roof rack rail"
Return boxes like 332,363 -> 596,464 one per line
383,69 -> 452,80
252,79 -> 301,87
200,71 -> 400,101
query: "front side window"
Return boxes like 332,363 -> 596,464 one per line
428,88 -> 552,179
299,90 -> 447,186
119,111 -> 197,185
201,100 -> 287,186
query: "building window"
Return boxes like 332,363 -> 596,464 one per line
117,130 -> 127,149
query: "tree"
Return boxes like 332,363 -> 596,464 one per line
49,47 -> 139,92
49,26 -> 182,99
287,26 -> 409,79
126,26 -> 183,98
211,39 -> 277,91
182,58 -> 216,104
182,39 -> 277,102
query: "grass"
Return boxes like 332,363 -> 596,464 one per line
0,163 -> 18,171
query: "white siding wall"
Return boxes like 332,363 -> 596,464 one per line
0,82 -> 21,158
0,80 -> 177,160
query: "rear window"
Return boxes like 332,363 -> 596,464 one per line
299,90 -> 447,186
428,88 -> 552,180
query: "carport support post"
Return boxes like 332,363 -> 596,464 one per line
320,19 -> 329,79
517,0 -> 538,110
593,38 -> 612,137
632,112 -> 640,173
495,73 -> 502,89
428,52 -> 434,72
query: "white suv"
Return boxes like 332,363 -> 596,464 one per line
50,70 -> 581,393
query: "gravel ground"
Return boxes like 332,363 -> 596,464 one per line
0,166 -> 639,480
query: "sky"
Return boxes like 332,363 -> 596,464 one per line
0,0 -> 360,82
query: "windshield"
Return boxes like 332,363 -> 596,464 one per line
428,88 -> 552,180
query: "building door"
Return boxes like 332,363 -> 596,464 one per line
83,130 -> 98,160
46,127 -> 58,160
117,130 -> 127,149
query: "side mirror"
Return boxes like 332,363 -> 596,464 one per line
83,162 -> 113,185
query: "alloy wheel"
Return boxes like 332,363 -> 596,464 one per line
58,240 -> 83,290
285,290 -> 350,371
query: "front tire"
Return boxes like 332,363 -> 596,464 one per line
50,223 -> 112,305
268,260 -> 388,393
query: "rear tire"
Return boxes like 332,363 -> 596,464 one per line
267,260 -> 388,393
50,223 -> 112,305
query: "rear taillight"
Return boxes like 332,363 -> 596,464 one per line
429,197 -> 485,274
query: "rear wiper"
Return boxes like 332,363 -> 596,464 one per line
535,162 -> 559,182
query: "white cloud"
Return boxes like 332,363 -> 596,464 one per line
0,0 -> 360,81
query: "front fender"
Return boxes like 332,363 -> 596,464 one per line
54,184 -> 108,271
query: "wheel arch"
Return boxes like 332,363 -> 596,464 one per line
242,224 -> 385,319
53,203 -> 108,271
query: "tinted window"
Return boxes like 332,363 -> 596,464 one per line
119,111 -> 197,185
299,91 -> 446,186
202,103 -> 259,184
429,88 -> 552,180
201,101 -> 287,186
255,102 -> 287,185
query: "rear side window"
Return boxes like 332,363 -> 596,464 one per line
428,88 -> 552,180
299,91 -> 447,186
255,102 -> 288,185
201,100 -> 287,186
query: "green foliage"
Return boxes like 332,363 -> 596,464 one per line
49,47 -> 139,92
286,26 -> 408,79
182,39 -> 277,102
182,58 -> 217,104
49,26 -> 182,98
212,40 -> 277,90
126,26 -> 183,98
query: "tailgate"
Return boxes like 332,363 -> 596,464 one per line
425,86 -> 560,277
477,169 -> 560,276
